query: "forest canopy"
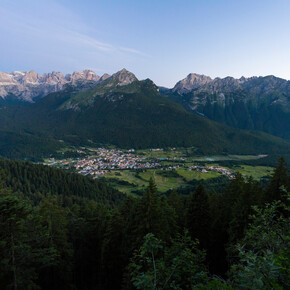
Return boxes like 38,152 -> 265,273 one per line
0,158 -> 289,289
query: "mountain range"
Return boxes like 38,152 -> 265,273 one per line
0,69 -> 111,104
165,73 -> 290,140
0,68 -> 289,160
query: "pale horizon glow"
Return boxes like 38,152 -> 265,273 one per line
0,0 -> 289,87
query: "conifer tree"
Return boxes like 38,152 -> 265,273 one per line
134,177 -> 176,246
102,209 -> 126,289
135,177 -> 161,240
186,184 -> 210,249
37,196 -> 73,290
69,201 -> 109,290
0,193 -> 56,289
228,177 -> 262,243
168,190 -> 185,231
265,157 -> 289,203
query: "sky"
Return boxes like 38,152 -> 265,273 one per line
0,0 -> 289,87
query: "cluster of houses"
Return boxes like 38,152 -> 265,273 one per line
73,148 -> 161,177
188,165 -> 235,179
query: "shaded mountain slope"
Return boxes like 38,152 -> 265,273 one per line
0,70 -> 289,158
166,74 -> 290,140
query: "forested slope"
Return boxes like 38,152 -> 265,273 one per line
0,158 -> 289,289
0,159 -> 124,206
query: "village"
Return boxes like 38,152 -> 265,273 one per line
44,148 -> 162,178
43,147 -> 235,179
74,148 -> 162,177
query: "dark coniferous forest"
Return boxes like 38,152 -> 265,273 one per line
0,158 -> 289,289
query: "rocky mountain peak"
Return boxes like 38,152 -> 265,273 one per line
22,70 -> 39,84
68,70 -> 100,83
99,73 -> 111,82
108,68 -> 138,86
238,76 -> 247,84
173,73 -> 212,94
82,70 -> 100,81
42,72 -> 65,85
0,72 -> 16,84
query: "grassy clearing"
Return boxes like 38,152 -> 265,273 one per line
103,170 -> 147,195
234,165 -> 273,180
190,154 -> 266,162
139,170 -> 185,192
137,150 -> 184,159
177,168 -> 221,181
103,169 -> 187,193
56,146 -> 75,153
229,154 -> 267,160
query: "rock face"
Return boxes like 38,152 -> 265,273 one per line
99,73 -> 111,82
178,75 -> 289,110
171,73 -> 290,111
105,68 -> 138,87
169,73 -> 290,140
172,73 -> 212,94
0,69 -> 110,103
60,69 -> 140,110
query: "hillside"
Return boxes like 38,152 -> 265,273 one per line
0,159 -> 124,205
0,69 -> 289,159
166,74 -> 290,140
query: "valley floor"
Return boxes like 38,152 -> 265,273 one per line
42,146 -> 273,195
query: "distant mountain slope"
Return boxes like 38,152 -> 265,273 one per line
166,74 -> 290,140
0,69 -> 111,105
0,69 -> 289,159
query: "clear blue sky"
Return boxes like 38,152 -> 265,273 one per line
0,0 -> 289,87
